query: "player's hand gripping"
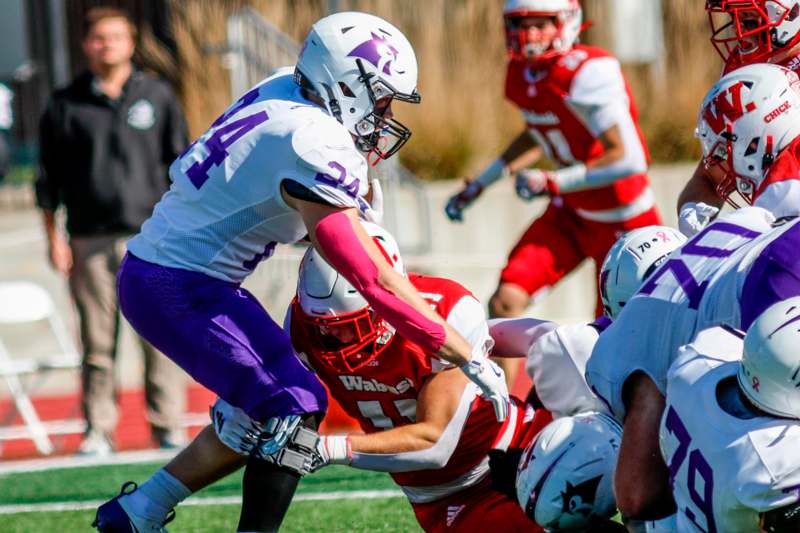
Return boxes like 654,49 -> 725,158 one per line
306,435 -> 352,473
678,201 -> 719,237
460,357 -> 510,421
515,168 -> 553,200
444,180 -> 484,222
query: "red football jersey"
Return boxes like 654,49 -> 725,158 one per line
291,273 -> 552,502
753,135 -> 800,219
505,44 -> 651,214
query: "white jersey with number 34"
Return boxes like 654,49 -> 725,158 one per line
128,67 -> 370,283
660,328 -> 800,533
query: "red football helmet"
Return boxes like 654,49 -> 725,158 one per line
503,0 -> 583,62
707,0 -> 800,67
292,221 -> 405,372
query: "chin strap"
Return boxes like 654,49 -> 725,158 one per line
321,83 -> 342,124
763,134 -> 775,170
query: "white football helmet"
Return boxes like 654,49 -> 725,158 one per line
738,296 -> 800,418
599,226 -> 687,320
503,0 -> 583,62
707,0 -> 800,66
516,411 -> 621,531
295,11 -> 421,160
696,63 -> 800,207
293,221 -> 404,372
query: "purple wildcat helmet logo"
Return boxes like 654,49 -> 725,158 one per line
348,32 -> 404,75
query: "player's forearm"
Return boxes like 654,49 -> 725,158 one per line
312,210 -> 468,360
349,423 -> 440,457
488,317 -> 557,358
502,132 -> 543,174
550,124 -> 647,194
677,162 -> 725,213
374,268 -> 475,366
346,385 -> 471,473
41,209 -> 60,243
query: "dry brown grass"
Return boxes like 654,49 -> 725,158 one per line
171,0 -> 723,179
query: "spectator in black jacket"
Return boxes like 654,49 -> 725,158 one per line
36,6 -> 189,455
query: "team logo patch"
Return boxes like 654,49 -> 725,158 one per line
128,99 -> 156,130
561,475 -> 602,517
348,32 -> 403,75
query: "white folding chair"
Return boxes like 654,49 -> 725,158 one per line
0,281 -> 81,455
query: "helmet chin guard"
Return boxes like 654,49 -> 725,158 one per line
292,298 -> 394,372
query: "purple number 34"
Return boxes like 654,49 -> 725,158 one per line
183,88 -> 269,189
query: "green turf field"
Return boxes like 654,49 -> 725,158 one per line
0,462 -> 422,532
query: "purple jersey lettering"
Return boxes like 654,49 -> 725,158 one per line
315,161 -> 360,198
639,221 -> 761,309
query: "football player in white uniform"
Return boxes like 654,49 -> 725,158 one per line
488,225 -> 684,533
660,299 -> 800,533
487,225 -> 686,420
586,206 -> 800,520
92,12 -> 509,533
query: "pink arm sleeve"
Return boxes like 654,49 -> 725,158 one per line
314,212 -> 447,354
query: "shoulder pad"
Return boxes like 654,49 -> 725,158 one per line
290,116 -> 369,209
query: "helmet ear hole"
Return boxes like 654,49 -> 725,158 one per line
338,82 -> 356,98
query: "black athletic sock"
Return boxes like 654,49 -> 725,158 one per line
237,458 -> 300,532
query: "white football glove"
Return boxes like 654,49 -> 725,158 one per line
460,357 -> 510,422
363,179 -> 384,224
307,435 -> 352,473
445,181 -> 483,222
678,202 -> 719,237
515,169 -> 552,201
210,397 -> 264,455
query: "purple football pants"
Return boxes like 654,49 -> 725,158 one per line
741,220 -> 800,330
117,253 -> 327,422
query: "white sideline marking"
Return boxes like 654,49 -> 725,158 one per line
0,490 -> 405,515
0,449 -> 178,475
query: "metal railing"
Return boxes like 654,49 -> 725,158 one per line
225,7 -> 432,256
